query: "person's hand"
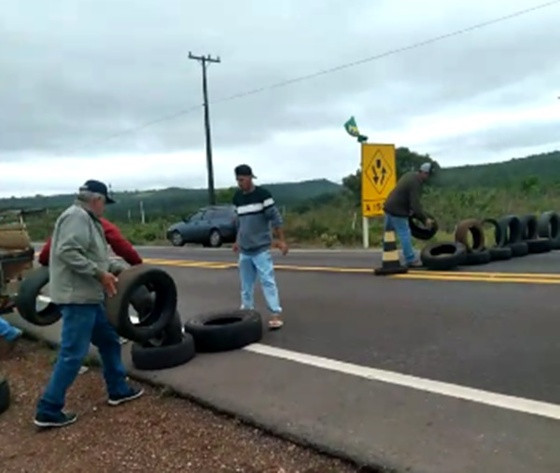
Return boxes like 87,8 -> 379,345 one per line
99,272 -> 118,297
276,240 -> 289,256
232,242 -> 240,253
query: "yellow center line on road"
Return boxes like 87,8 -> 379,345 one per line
142,257 -> 560,285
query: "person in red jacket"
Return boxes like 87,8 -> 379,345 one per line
39,217 -> 143,266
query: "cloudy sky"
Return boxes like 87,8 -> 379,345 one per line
1,0 -> 559,197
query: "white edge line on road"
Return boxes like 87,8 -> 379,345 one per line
244,343 -> 560,421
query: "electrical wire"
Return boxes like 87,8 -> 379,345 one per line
59,0 -> 560,153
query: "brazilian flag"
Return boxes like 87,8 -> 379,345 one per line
343,116 -> 368,143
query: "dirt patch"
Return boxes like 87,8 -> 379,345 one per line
0,338 -> 366,473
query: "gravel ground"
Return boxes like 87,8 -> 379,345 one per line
0,338 -> 371,473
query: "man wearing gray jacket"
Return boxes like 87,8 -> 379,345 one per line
34,180 -> 143,429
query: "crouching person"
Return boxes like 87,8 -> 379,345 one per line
34,180 -> 143,429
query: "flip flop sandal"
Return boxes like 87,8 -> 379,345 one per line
268,318 -> 284,330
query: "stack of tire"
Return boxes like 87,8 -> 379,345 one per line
14,264 -> 264,372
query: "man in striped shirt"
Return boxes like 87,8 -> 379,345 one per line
232,164 -> 287,330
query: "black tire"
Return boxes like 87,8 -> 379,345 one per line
482,218 -> 507,247
409,212 -> 438,240
131,333 -> 196,371
105,264 -> 177,343
208,229 -> 222,248
146,311 -> 183,347
464,249 -> 491,265
537,211 -> 560,249
526,238 -> 552,254
420,242 -> 467,271
489,246 -> 512,261
14,266 -> 62,326
497,215 -> 523,244
184,309 -> 263,352
170,231 -> 184,247
519,214 -> 538,240
508,241 -> 529,257
0,377 -> 10,416
454,218 -> 485,252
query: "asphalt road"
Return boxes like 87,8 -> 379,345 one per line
14,244 -> 560,472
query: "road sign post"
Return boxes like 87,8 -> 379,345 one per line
360,143 -> 397,248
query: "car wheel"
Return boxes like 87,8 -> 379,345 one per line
170,231 -> 184,247
208,229 -> 222,248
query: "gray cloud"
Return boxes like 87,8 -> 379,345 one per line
1,0 -> 559,171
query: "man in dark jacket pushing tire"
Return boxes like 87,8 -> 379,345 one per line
382,163 -> 434,268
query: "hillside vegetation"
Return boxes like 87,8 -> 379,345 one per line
3,149 -> 560,248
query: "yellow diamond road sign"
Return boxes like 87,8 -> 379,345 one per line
361,143 -> 396,217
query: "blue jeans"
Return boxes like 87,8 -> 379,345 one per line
0,316 -> 21,341
238,249 -> 282,314
36,303 -> 129,417
384,213 -> 416,264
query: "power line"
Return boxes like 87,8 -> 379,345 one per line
59,0 -> 560,153
188,52 -> 221,205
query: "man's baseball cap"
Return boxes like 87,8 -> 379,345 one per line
79,179 -> 116,204
419,162 -> 433,174
234,164 -> 256,178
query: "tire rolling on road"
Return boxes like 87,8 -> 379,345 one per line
0,377 -> 10,416
14,266 -> 62,326
420,242 -> 467,271
105,264 -> 177,343
184,309 -> 263,352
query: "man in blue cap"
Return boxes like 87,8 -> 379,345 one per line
382,162 -> 434,267
34,179 -> 143,429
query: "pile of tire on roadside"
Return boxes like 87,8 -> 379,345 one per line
417,210 -> 560,271
14,264 -> 264,371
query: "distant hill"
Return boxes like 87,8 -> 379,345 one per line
434,150 -> 560,189
0,178 -> 343,220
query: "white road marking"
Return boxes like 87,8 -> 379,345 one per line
245,343 -> 560,421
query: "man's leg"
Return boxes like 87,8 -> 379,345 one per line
238,252 -> 257,310
252,249 -> 283,329
391,216 -> 418,265
90,304 -> 143,406
35,304 -> 96,427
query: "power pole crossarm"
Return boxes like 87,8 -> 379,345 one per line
189,51 -> 221,206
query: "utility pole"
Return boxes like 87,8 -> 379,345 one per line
189,51 -> 221,205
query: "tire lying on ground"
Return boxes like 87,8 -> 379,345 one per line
488,246 -> 512,261
0,377 -> 10,416
14,266 -> 62,326
537,211 -> 560,250
464,249 -> 492,265
508,241 -> 529,257
105,264 -> 177,343
454,218 -> 485,252
420,242 -> 467,271
131,333 -> 196,371
526,238 -> 552,254
409,212 -> 438,240
184,309 -> 263,352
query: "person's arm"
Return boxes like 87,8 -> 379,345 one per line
102,219 -> 143,265
38,237 -> 52,266
54,212 -> 104,279
262,191 -> 288,254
